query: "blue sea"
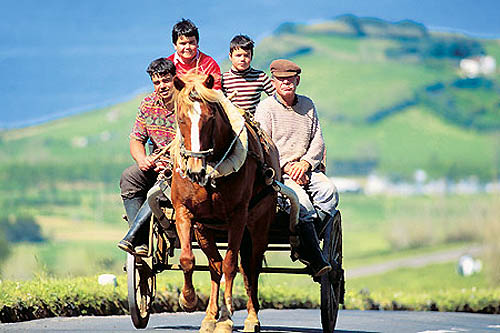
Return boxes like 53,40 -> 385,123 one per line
1,0 -> 500,129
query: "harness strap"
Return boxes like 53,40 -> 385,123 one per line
205,124 -> 245,180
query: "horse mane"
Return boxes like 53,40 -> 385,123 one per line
173,70 -> 222,114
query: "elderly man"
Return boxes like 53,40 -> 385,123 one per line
255,59 -> 339,277
118,58 -> 176,256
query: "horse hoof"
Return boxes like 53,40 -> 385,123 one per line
199,318 -> 217,333
214,318 -> 233,333
242,319 -> 260,332
179,291 -> 199,312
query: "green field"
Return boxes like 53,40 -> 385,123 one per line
2,193 -> 498,284
1,188 -> 499,318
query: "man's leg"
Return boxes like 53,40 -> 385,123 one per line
119,164 -> 158,255
283,176 -> 316,221
306,171 -> 339,235
307,171 -> 339,215
120,164 -> 157,220
284,176 -> 331,277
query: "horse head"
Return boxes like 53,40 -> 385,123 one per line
173,73 -> 227,186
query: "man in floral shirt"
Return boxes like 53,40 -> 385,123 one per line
118,58 -> 176,255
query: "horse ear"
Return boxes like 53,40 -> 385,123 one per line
204,74 -> 215,89
174,76 -> 185,91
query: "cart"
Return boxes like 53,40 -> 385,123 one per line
124,194 -> 344,332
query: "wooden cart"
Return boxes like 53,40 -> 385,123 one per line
125,198 -> 344,332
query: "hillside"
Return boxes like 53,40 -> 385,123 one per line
251,16 -> 500,180
1,16 -> 499,222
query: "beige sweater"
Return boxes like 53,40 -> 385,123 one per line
255,94 -> 325,170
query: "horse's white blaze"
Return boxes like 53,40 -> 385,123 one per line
190,102 -> 202,152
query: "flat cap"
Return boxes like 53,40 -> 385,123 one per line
270,59 -> 301,78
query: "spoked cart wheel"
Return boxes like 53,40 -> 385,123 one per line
126,253 -> 156,329
320,211 -> 344,333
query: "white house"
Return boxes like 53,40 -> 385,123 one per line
460,55 -> 496,78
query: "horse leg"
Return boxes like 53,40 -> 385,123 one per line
175,206 -> 198,312
241,205 -> 274,332
239,234 -> 259,332
194,224 -> 223,333
215,214 -> 246,333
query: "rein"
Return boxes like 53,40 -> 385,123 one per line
204,123 -> 245,183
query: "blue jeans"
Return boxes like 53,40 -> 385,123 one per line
283,170 -> 339,224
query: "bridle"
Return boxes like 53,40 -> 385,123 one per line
179,138 -> 214,159
177,100 -> 244,187
178,92 -> 216,160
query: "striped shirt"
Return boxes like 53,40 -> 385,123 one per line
221,67 -> 275,114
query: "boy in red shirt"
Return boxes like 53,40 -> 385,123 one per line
167,18 -> 221,90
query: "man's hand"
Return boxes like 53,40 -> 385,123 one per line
153,160 -> 169,173
284,160 -> 311,185
137,155 -> 156,171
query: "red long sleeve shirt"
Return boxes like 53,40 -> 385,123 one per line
167,50 -> 221,90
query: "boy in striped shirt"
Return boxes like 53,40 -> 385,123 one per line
221,35 -> 275,114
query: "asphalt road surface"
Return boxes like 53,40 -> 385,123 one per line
1,309 -> 500,332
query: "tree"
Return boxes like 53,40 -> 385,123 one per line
0,230 -> 10,268
0,215 -> 45,243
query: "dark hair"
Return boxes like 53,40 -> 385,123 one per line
230,34 -> 254,57
172,18 -> 199,44
146,58 -> 176,78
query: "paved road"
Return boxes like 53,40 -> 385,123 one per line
1,309 -> 499,332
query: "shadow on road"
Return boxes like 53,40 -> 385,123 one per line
154,324 -> 379,333
252,327 -> 379,333
153,325 -> 199,331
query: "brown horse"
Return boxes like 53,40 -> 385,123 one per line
170,72 -> 280,333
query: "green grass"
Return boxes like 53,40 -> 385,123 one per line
1,241 -> 125,280
253,31 -> 500,179
345,242 -> 471,270
323,107 -> 497,179
348,262 -> 488,292
1,262 -> 498,322
281,34 -> 456,122
2,189 -> 499,316
339,193 -> 498,264
344,262 -> 500,312
0,97 -> 138,162
2,192 -> 497,281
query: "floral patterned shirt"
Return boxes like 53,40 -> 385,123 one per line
130,92 -> 176,150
